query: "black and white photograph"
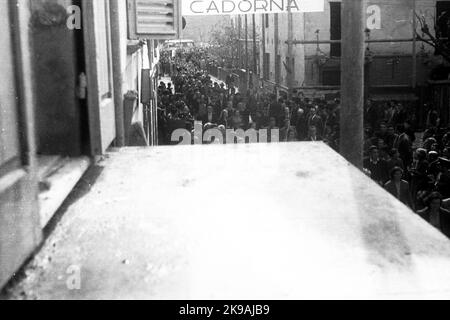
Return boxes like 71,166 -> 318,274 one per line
1,0 -> 450,303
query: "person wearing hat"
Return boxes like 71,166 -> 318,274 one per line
363,146 -> 389,185
220,82 -> 226,92
366,99 -> 380,132
384,167 -> 413,209
294,108 -> 308,141
218,109 -> 230,129
427,150 -> 440,178
409,148 -> 430,207
202,105 -> 218,125
375,122 -> 389,142
417,192 -> 450,238
385,124 -> 398,149
306,125 -> 322,142
386,148 -> 405,173
436,157 -> 450,199
393,124 -> 413,168
423,137 -> 437,152
307,105 -> 324,137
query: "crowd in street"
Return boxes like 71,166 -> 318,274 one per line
158,47 -> 450,238
158,49 -> 341,148
363,101 -> 450,237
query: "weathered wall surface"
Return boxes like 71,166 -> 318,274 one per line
302,0 -> 439,86
302,0 -> 437,55
262,0 -> 442,88
117,0 -> 153,137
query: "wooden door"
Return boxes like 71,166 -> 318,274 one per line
83,0 -> 116,155
0,0 -> 42,289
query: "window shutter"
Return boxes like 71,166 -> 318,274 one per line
128,0 -> 181,40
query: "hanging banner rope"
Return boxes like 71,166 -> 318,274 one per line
182,0 -> 325,16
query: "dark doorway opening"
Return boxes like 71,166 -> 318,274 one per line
31,0 -> 91,228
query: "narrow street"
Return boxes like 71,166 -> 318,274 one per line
3,143 -> 450,300
4,0 -> 450,302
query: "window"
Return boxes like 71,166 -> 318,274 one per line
330,2 -> 341,57
265,14 -> 269,28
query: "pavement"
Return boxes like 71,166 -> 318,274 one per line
2,143 -> 450,300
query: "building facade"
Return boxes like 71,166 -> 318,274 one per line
0,0 -> 171,289
259,0 -> 447,100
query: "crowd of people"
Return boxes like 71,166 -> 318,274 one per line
158,49 -> 341,148
158,48 -> 450,238
363,101 -> 450,237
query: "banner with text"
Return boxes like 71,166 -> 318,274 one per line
182,0 -> 325,16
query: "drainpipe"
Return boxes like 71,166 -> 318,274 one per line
109,0 -> 126,147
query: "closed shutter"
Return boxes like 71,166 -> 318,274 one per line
128,0 -> 182,39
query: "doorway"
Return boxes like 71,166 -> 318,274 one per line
31,0 -> 91,227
